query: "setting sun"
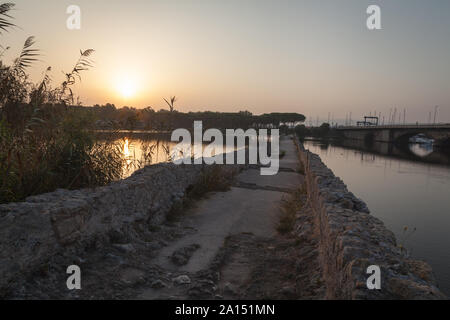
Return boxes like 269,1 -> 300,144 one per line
115,76 -> 138,99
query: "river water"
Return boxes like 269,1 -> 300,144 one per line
112,133 -> 242,177
303,138 -> 450,295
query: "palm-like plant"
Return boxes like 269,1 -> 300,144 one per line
13,36 -> 38,74
0,3 -> 15,34
0,2 -> 38,108
164,96 -> 177,130
59,49 -> 95,105
0,36 -> 38,107
164,96 -> 177,113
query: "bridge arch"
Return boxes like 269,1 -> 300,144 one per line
337,125 -> 450,146
393,131 -> 434,144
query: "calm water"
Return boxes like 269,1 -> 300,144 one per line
119,137 -> 178,177
303,139 -> 450,295
114,133 -> 241,177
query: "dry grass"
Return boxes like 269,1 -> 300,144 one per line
166,165 -> 237,222
189,165 -> 235,198
277,185 -> 307,234
0,112 -> 125,203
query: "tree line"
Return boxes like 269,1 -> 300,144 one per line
89,103 -> 306,131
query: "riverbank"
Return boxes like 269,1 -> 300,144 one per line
295,137 -> 446,299
303,138 -> 450,296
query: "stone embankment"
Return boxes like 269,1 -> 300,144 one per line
0,163 -> 240,293
295,138 -> 446,299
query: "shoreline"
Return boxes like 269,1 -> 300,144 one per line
295,137 -> 446,299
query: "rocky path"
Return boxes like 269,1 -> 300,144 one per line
7,136 -> 325,300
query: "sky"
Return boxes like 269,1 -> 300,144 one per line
2,0 -> 450,123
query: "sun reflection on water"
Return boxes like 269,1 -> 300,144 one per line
123,138 -> 130,158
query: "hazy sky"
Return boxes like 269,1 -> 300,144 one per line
2,0 -> 450,123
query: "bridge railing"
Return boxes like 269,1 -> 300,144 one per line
336,123 -> 450,130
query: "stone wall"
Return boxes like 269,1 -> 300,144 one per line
0,163 -> 239,293
294,138 -> 447,299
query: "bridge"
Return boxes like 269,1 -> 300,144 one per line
335,124 -> 450,145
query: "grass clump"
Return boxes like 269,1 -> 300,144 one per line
166,165 -> 236,222
188,165 -> 235,199
277,186 -> 305,234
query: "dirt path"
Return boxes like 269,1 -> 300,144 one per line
136,136 -> 323,300
7,136 -> 324,300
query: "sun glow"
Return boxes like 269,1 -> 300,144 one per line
115,76 -> 139,99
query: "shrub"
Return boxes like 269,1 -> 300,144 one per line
0,3 -> 124,203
